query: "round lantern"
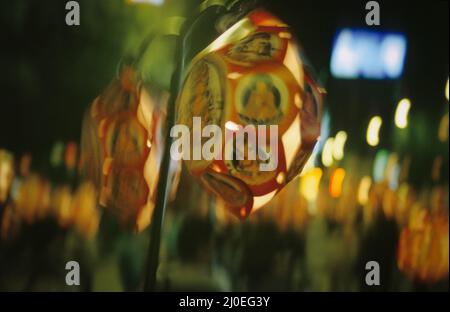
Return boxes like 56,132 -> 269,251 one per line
176,9 -> 324,219
80,67 -> 180,232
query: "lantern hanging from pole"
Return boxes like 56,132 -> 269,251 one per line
176,9 -> 325,219
80,67 -> 180,232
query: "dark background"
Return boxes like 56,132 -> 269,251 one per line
1,0 -> 448,184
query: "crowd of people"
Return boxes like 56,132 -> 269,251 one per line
0,143 -> 448,291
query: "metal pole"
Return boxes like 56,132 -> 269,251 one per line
142,0 -> 254,291
142,4 -> 219,292
142,47 -> 182,292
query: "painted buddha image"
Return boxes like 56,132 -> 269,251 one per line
239,76 -> 283,124
228,32 -> 280,63
185,59 -> 224,130
80,69 -> 176,232
226,137 -> 276,186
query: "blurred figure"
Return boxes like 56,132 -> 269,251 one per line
237,222 -> 291,291
157,215 -> 231,291
356,203 -> 399,291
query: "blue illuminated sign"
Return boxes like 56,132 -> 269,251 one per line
330,29 -> 407,79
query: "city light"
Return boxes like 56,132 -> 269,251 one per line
386,153 -> 400,190
446,78 -> 449,101
322,137 -> 335,167
300,168 -> 323,202
357,176 -> 372,205
394,98 -> 411,129
373,149 -> 389,182
332,131 -> 348,160
330,29 -> 407,79
366,116 -> 383,146
329,168 -> 346,198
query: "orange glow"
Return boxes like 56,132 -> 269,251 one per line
357,176 -> 372,205
397,212 -> 449,284
329,168 -> 346,198
65,142 -> 78,170
71,182 -> 99,239
300,168 -> 323,202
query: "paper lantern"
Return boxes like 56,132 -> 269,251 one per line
176,9 -> 324,219
80,67 -> 179,232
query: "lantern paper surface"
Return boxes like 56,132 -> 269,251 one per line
80,67 -> 178,232
176,9 -> 324,219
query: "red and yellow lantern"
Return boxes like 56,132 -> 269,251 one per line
80,67 -> 178,232
176,9 -> 324,219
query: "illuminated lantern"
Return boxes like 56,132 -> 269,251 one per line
80,67 -> 179,232
176,9 -> 324,219
397,211 -> 449,284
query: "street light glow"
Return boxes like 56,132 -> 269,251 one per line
394,98 -> 411,129
367,116 -> 383,147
